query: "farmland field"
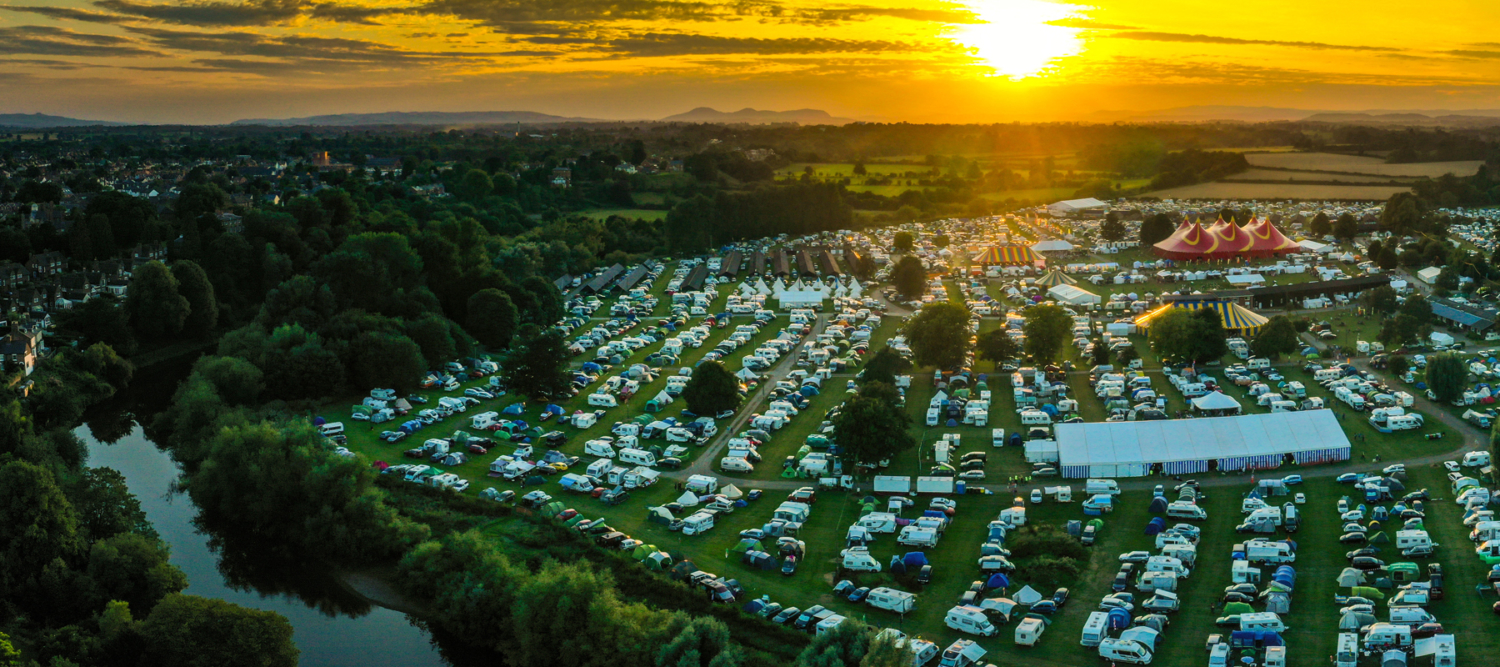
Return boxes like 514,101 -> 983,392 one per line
1243,152 -> 1483,178
581,208 -> 668,221
1147,182 -> 1412,201
1226,169 -> 1420,184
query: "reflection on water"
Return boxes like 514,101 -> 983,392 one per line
76,355 -> 484,666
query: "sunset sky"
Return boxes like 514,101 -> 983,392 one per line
0,0 -> 1497,124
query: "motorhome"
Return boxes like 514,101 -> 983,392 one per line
1136,572 -> 1179,594
1098,639 -> 1153,664
1144,556 -> 1188,578
1465,451 -> 1492,467
1080,611 -> 1109,647
1363,623 -> 1413,651
859,512 -> 898,534
841,546 -> 882,572
584,440 -> 617,458
1085,479 -> 1121,496
1166,502 -> 1208,521
944,606 -> 998,637
681,511 -> 716,536
899,526 -> 940,548
618,448 -> 657,466
1388,606 -> 1436,626
1246,540 -> 1296,564
866,587 -> 917,614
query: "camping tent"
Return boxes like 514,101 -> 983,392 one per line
1144,517 -> 1166,535
676,490 -> 700,506
1135,300 -> 1270,336
1265,591 -> 1290,614
1035,268 -> 1077,286
1191,391 -> 1243,415
1120,627 -> 1160,651
727,538 -> 764,558
1106,608 -> 1131,630
986,573 -> 1010,589
644,552 -> 673,570
1223,602 -> 1254,616
1148,497 -> 1168,514
720,484 -> 744,500
1031,239 -> 1076,254
1013,585 -> 1043,605
1339,612 -> 1376,630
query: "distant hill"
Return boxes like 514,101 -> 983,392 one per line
1302,112 -> 1500,127
661,107 -> 856,125
230,110 -> 603,127
0,113 -> 123,128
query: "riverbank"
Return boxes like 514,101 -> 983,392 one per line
336,565 -> 433,618
127,338 -> 216,370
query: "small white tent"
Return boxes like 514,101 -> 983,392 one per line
676,490 -> 700,506
721,484 -> 744,499
1013,585 -> 1043,605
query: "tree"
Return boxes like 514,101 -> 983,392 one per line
125,261 -> 189,339
456,169 -> 493,201
506,326 -> 571,399
466,288 -> 519,348
975,329 -> 1018,369
1148,307 -> 1227,363
1380,192 -> 1424,235
1099,213 -> 1126,242
658,616 -> 733,667
862,633 -> 916,667
893,231 -> 914,252
1399,293 -> 1434,325
1138,213 -> 1174,246
87,532 -> 188,616
1427,353 -> 1466,404
171,260 -> 219,339
511,561 -> 632,667
140,594 -> 297,667
347,331 -> 425,394
1022,304 -> 1072,366
1090,338 -> 1110,366
794,618 -> 873,667
67,467 -> 157,543
860,346 -> 911,386
852,161 -> 867,176
1376,245 -> 1399,271
1388,354 -> 1410,377
1378,315 -> 1422,349
1361,286 -> 1398,315
1333,212 -> 1359,240
405,313 -> 459,369
682,361 -> 741,415
1309,212 -> 1331,236
902,302 -> 970,369
832,383 -> 916,468
889,256 -> 926,301
1115,345 -> 1139,367
1250,315 -> 1300,359
0,461 -> 83,592
55,293 -> 136,355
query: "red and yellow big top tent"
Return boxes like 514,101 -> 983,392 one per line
1153,217 -> 1299,260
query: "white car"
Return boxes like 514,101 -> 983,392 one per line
450,478 -> 471,493
465,388 -> 495,400
1444,461 -> 1461,472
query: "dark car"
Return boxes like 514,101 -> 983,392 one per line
1222,592 -> 1255,605
1029,600 -> 1058,615
1223,584 -> 1257,597
1051,588 -> 1070,608
705,581 -> 735,604
1429,564 -> 1445,599
958,590 -> 979,606
793,606 -> 826,630
658,457 -> 684,470
542,431 -> 567,447
1339,532 -> 1368,545
595,531 -> 625,548
782,556 -> 799,576
1081,524 -> 1098,546
961,460 -> 986,471
772,607 -> 800,625
1411,623 -> 1445,639
1403,489 -> 1430,502
1347,547 -> 1381,560
848,586 -> 871,603
916,565 -> 933,585
833,580 -> 855,596
1112,568 -> 1133,592
1350,556 -> 1385,571
747,489 -> 764,501
1213,615 -> 1243,629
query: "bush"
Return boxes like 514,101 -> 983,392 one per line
1006,524 -> 1088,561
1016,555 -> 1083,589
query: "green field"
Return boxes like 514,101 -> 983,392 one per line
326,260 -> 1489,667
581,208 -> 668,221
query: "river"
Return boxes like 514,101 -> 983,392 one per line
77,357 -> 480,666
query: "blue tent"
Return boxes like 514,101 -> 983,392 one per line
313,416 -> 327,426
582,362 -> 602,372
1148,497 -> 1168,514
1145,517 -> 1166,535
1106,608 -> 1130,630
902,552 -> 929,568
986,573 -> 1010,589
888,556 -> 906,574
923,510 -> 946,519
1040,404 -> 1060,417
801,386 -> 819,397
946,419 -> 958,427
502,403 -> 526,415
1009,433 -> 1023,447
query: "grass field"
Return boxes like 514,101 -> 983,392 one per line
1243,153 -> 1483,178
326,257 -> 1494,667
581,208 -> 668,221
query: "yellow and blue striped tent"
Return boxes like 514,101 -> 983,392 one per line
1035,268 -> 1077,287
973,245 -> 1039,266
1134,301 -> 1269,336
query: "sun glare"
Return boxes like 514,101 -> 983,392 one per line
953,0 -> 1086,79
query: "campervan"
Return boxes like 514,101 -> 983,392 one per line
1245,540 -> 1296,564
1144,556 -> 1188,578
720,457 -> 754,472
1136,572 -> 1179,594
1363,624 -> 1413,651
1166,502 -> 1208,521
319,422 -> 345,437
1465,451 -> 1492,467
584,440 -> 617,458
1086,479 -> 1121,496
841,547 -> 882,572
1388,606 -> 1436,626
1097,639 -> 1152,665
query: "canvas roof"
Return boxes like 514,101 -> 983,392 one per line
1056,410 -> 1350,469
1013,585 -> 1043,605
1047,284 -> 1100,306
1191,392 -> 1241,411
1031,239 -> 1075,253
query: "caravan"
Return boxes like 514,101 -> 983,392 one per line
866,588 -> 917,614
1080,611 -> 1109,647
681,511 -> 716,536
944,606 -> 997,637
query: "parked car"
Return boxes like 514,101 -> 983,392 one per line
772,607 -> 801,625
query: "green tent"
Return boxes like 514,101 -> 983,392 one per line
632,544 -> 653,560
565,515 -> 586,527
633,414 -> 653,425
1404,520 -> 1425,531
1223,602 -> 1254,616
1369,531 -> 1389,544
644,552 -> 672,571
807,435 -> 831,448
726,538 -> 763,559
796,445 -> 812,458
1351,586 -> 1384,600
1087,519 -> 1104,529
975,381 -> 989,391
780,467 -> 799,478
352,405 -> 373,416
453,430 -> 470,444
542,501 -> 565,516
953,388 -> 971,399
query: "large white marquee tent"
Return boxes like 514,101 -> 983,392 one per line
1055,410 -> 1350,478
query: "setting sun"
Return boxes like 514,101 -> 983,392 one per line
952,0 -> 1088,79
